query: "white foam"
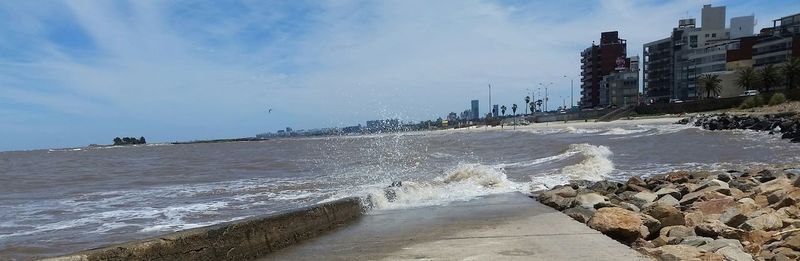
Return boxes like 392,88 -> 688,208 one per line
600,127 -> 649,136
527,143 -> 615,190
363,163 -> 526,210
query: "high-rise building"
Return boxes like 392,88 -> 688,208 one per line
470,100 -> 480,120
753,13 -> 800,68
643,4 -> 755,102
580,31 -> 627,108
599,56 -> 640,107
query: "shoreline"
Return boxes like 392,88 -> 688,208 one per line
534,165 -> 800,260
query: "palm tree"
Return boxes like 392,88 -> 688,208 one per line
524,96 -> 530,115
697,74 -> 722,98
529,101 -> 535,114
535,100 -> 543,112
782,57 -> 800,89
511,104 -> 517,115
735,67 -> 756,90
759,64 -> 781,92
500,105 -> 507,116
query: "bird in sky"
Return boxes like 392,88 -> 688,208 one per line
268,108 -> 273,114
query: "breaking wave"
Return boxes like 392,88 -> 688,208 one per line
529,143 -> 614,190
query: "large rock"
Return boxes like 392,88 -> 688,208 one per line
655,187 -> 682,200
538,191 -> 575,211
660,225 -> 696,238
721,203 -> 759,227
642,245 -> 704,261
695,220 -> 730,238
563,207 -> 595,224
716,245 -> 754,261
755,178 -> 792,196
679,236 -> 714,247
741,213 -> 783,231
656,194 -> 680,206
783,234 -> 800,251
643,203 -> 685,227
690,197 -> 736,216
631,191 -> 658,207
588,207 -> 648,244
574,193 -> 607,209
699,238 -> 744,252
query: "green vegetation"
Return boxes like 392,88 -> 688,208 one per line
697,74 -> 721,98
735,67 -> 756,90
782,57 -> 800,90
511,104 -> 518,115
740,96 -> 765,109
113,136 -> 146,145
758,64 -> 781,92
769,93 -> 787,106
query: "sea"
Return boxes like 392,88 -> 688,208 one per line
1,118 -> 798,260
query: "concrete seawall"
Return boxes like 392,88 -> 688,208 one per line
43,197 -> 363,261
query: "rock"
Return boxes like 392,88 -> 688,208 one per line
551,186 -> 578,197
679,236 -> 714,247
755,178 -> 792,196
660,225 -> 695,238
563,207 -> 595,224
690,197 -> 736,216
756,169 -> 785,183
721,203 -> 759,228
679,190 -> 706,206
618,202 -> 640,212
784,234 -> 800,251
631,191 -> 658,207
656,194 -> 680,206
626,176 -> 647,188
538,192 -> 575,210
639,213 -> 662,238
588,181 -> 624,195
655,187 -> 682,200
716,245 -> 754,261
644,203 -> 685,227
574,193 -> 607,208
773,247 -> 800,260
696,179 -> 730,191
684,211 -> 705,227
587,207 -> 648,244
645,245 -> 704,260
666,171 -> 691,183
695,220 -> 729,238
718,172 -> 732,182
741,213 -> 783,231
699,238 -> 745,252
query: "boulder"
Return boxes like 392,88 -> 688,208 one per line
631,191 -> 658,207
643,203 -> 685,227
660,225 -> 696,238
690,197 -> 736,216
695,220 -> 730,238
755,178 -> 792,196
550,186 -> 579,197
783,234 -> 800,251
679,190 -> 706,206
666,171 -> 691,183
574,193 -> 607,209
644,245 -> 704,261
626,176 -> 647,188
699,238 -> 745,252
656,194 -> 680,206
563,207 -> 595,224
538,192 -> 575,211
655,187 -> 682,200
741,213 -> 783,231
718,172 -> 732,182
679,236 -> 714,247
716,246 -> 754,261
588,207 -> 648,244
588,181 -> 624,195
695,179 -> 730,191
721,202 -> 759,227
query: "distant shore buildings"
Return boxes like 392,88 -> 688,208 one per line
641,5 -> 799,103
577,5 -> 800,106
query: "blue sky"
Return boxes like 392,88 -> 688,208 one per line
1,0 -> 798,151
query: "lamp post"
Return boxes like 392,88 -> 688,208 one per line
563,75 -> 575,109
538,82 -> 553,112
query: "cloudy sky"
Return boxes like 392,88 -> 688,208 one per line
1,0 -> 797,151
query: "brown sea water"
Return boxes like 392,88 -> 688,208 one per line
1,119 -> 798,260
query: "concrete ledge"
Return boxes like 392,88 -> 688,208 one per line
43,197 -> 363,261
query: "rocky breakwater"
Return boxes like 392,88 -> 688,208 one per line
535,167 -> 800,260
678,113 -> 800,143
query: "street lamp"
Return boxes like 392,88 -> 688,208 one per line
563,75 -> 575,109
538,82 -> 553,112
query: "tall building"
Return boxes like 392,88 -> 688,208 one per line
580,31 -> 627,108
753,13 -> 800,68
643,4 -> 755,102
470,100 -> 480,120
599,56 -> 640,107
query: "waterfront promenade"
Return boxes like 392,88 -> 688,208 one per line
264,193 -> 649,260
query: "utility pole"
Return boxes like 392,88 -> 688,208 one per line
488,84 -> 492,117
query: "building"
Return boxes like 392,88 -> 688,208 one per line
599,56 -> 640,107
470,100 -> 480,120
366,119 -> 400,130
643,4 -> 756,102
753,13 -> 800,68
581,31 -> 627,108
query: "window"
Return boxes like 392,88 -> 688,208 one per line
712,33 -> 716,38
705,34 -> 709,37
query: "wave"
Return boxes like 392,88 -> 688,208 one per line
363,163 -> 525,210
599,127 -> 650,136
529,143 -> 614,190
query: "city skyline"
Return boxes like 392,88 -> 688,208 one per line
1,1 -> 798,151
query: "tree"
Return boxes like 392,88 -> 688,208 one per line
697,74 -> 722,98
782,57 -> 800,89
511,104 -> 517,115
524,96 -> 530,115
500,105 -> 506,116
736,67 -> 756,90
535,99 -> 543,112
529,101 -> 535,114
139,136 -> 147,144
759,64 -> 781,92
113,137 -> 123,145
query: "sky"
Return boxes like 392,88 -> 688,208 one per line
1,0 -> 798,151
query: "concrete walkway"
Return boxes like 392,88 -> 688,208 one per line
263,193 -> 650,260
